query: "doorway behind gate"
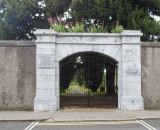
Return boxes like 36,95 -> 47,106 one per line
60,52 -> 118,108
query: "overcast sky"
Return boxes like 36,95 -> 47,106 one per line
153,16 -> 160,21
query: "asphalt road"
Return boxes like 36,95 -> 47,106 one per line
0,119 -> 159,130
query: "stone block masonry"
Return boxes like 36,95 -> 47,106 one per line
34,29 -> 144,111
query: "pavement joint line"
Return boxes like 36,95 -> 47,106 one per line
52,111 -> 56,122
51,119 -> 136,122
37,120 -> 139,126
137,120 -> 157,130
24,122 -> 38,130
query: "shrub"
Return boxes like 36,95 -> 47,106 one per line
111,21 -> 124,33
48,17 -> 123,33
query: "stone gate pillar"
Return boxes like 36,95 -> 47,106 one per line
34,29 -> 58,111
121,30 -> 144,110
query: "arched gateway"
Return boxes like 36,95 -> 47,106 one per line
34,29 -> 144,111
60,52 -> 118,108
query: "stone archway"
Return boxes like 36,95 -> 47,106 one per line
34,29 -> 144,111
55,43 -> 122,110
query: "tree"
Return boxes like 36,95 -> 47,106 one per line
0,0 -> 72,40
60,53 -> 117,93
1,0 -> 160,41
70,0 -> 160,41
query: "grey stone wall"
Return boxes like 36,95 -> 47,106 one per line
0,41 -> 36,111
141,42 -> 160,110
0,40 -> 160,110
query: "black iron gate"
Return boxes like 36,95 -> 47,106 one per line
60,52 -> 118,108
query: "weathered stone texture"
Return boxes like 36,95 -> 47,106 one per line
34,29 -> 143,111
141,42 -> 160,110
0,41 -> 36,111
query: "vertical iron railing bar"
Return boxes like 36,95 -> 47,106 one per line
68,60 -> 69,107
99,53 -> 101,106
103,55 -> 105,106
84,53 -> 86,106
85,53 -> 87,107
97,54 -> 98,106
97,53 -> 99,106
94,55 -> 95,103
97,53 -> 98,106
104,55 -> 105,106
88,53 -> 90,107
116,65 -> 118,105
95,53 -> 97,107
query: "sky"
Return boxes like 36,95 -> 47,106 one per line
153,16 -> 160,21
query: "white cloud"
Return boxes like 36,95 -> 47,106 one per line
152,15 -> 160,21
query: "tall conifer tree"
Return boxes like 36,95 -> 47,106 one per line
70,0 -> 160,41
0,0 -> 160,41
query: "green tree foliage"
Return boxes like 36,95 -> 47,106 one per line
60,53 -> 117,92
70,0 -> 160,41
0,0 -> 72,40
1,0 -> 160,41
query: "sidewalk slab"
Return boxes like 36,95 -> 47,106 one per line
0,109 -> 160,122
53,109 -> 160,122
0,111 -> 54,121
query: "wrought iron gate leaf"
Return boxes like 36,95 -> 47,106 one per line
60,52 -> 118,108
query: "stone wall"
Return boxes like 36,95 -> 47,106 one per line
0,40 -> 160,111
34,29 -> 143,111
0,41 -> 36,111
141,42 -> 160,110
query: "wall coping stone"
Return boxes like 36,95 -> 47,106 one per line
34,29 -> 57,35
121,30 -> 143,37
34,29 -> 143,37
0,41 -> 35,47
141,42 -> 160,47
57,32 -> 121,37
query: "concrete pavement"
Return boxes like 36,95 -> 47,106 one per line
0,109 -> 160,122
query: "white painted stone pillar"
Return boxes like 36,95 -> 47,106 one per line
121,30 -> 144,110
34,29 -> 58,111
